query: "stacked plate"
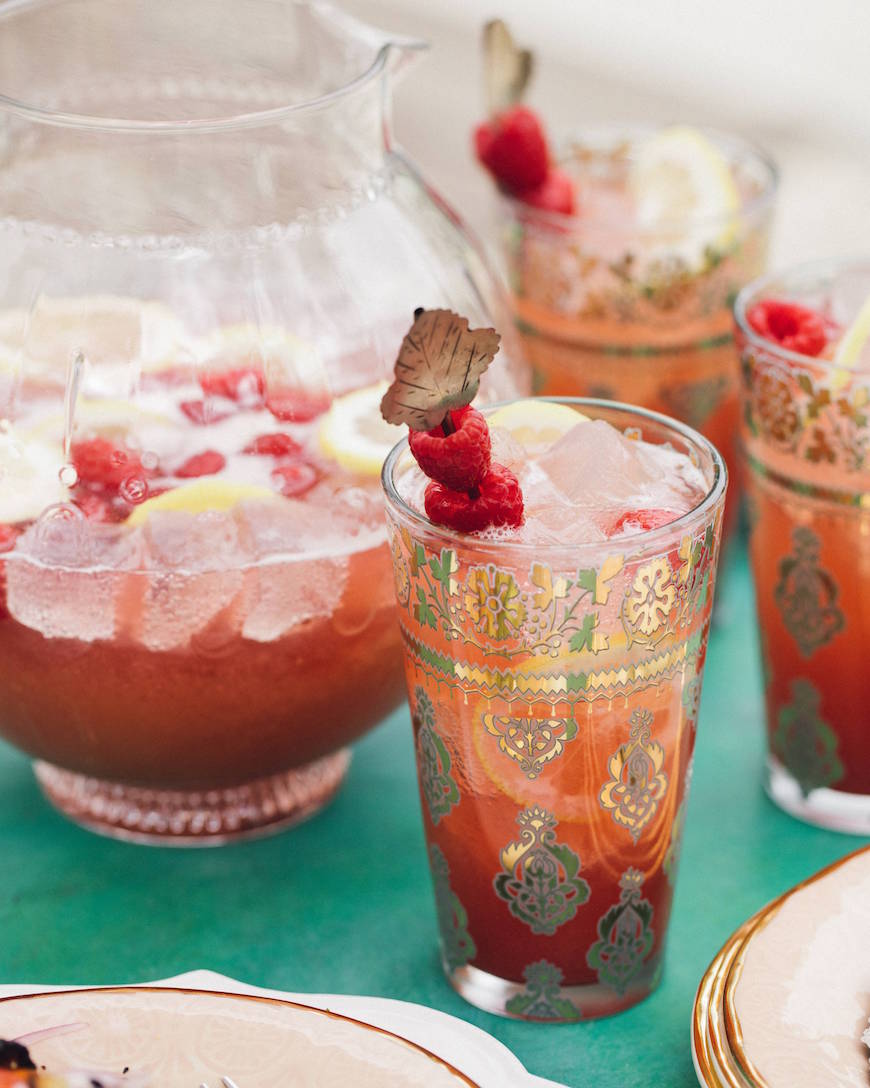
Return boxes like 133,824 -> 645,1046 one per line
692,845 -> 870,1087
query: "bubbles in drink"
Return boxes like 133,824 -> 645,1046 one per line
119,475 -> 149,504
7,507 -> 138,642
59,463 -> 79,487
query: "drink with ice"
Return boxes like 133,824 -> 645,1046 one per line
737,260 -> 870,832
384,397 -> 726,1019
482,116 -> 775,533
0,304 -> 408,843
0,0 -> 529,842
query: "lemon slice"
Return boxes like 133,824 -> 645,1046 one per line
630,126 -> 740,261
20,397 -> 181,446
488,399 -> 587,451
831,294 -> 870,390
318,381 -> 405,476
0,295 -> 187,374
127,479 -> 278,527
0,342 -> 21,378
202,323 -> 322,385
0,432 -> 68,523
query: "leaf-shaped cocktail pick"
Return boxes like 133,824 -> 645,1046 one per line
483,19 -> 533,117
380,309 -> 500,432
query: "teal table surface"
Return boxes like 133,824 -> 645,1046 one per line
1,541 -> 865,1088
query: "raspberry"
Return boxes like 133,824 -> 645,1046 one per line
408,406 -> 492,490
747,299 -> 829,357
424,463 -> 523,533
243,433 -> 302,457
519,168 -> 576,215
266,388 -> 331,423
474,105 -> 550,194
180,399 -> 235,426
176,450 -> 226,478
199,366 -> 266,404
610,508 -> 678,537
272,461 -> 320,498
71,438 -> 145,493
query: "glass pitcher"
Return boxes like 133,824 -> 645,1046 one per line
0,0 -> 528,844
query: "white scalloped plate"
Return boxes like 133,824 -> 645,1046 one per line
0,971 -> 566,1088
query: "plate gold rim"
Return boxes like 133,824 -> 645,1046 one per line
723,842 -> 870,1088
693,911 -> 767,1087
0,984 -> 480,1087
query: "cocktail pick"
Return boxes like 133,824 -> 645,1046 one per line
380,309 -> 500,434
482,19 -> 533,117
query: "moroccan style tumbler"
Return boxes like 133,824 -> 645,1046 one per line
382,399 -> 727,1020
736,259 -> 870,833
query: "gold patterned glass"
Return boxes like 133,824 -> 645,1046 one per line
495,124 -> 776,540
736,259 -> 870,833
382,399 -> 727,1020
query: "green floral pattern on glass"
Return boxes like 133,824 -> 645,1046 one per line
773,678 -> 844,796
505,960 -> 583,1021
774,526 -> 845,658
429,844 -> 476,972
494,805 -> 590,936
413,688 -> 459,825
587,869 -> 655,995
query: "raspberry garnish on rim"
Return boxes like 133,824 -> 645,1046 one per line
473,20 -> 577,214
425,464 -> 523,532
746,299 -> 832,357
408,405 -> 492,491
381,308 -> 523,533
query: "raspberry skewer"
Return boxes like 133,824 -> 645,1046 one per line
380,309 -> 524,533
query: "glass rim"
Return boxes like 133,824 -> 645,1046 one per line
0,0 -> 427,134
500,121 -> 778,235
381,396 -> 728,559
734,254 -> 870,376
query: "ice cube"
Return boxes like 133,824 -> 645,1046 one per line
135,510 -> 246,652
6,506 -> 141,642
236,496 -> 351,642
241,552 -> 348,642
536,421 -> 656,504
489,425 -> 526,472
534,419 -> 707,521
238,485 -> 383,559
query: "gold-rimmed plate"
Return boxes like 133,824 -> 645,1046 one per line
0,986 -> 480,1087
724,844 -> 870,1088
692,910 -> 768,1087
694,844 -> 870,1088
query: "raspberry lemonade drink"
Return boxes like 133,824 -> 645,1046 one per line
0,0 -> 530,842
473,23 -> 776,528
736,260 -> 870,832
0,303 -> 411,843
380,310 -> 726,1019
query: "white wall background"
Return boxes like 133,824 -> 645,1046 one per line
343,0 -> 870,267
